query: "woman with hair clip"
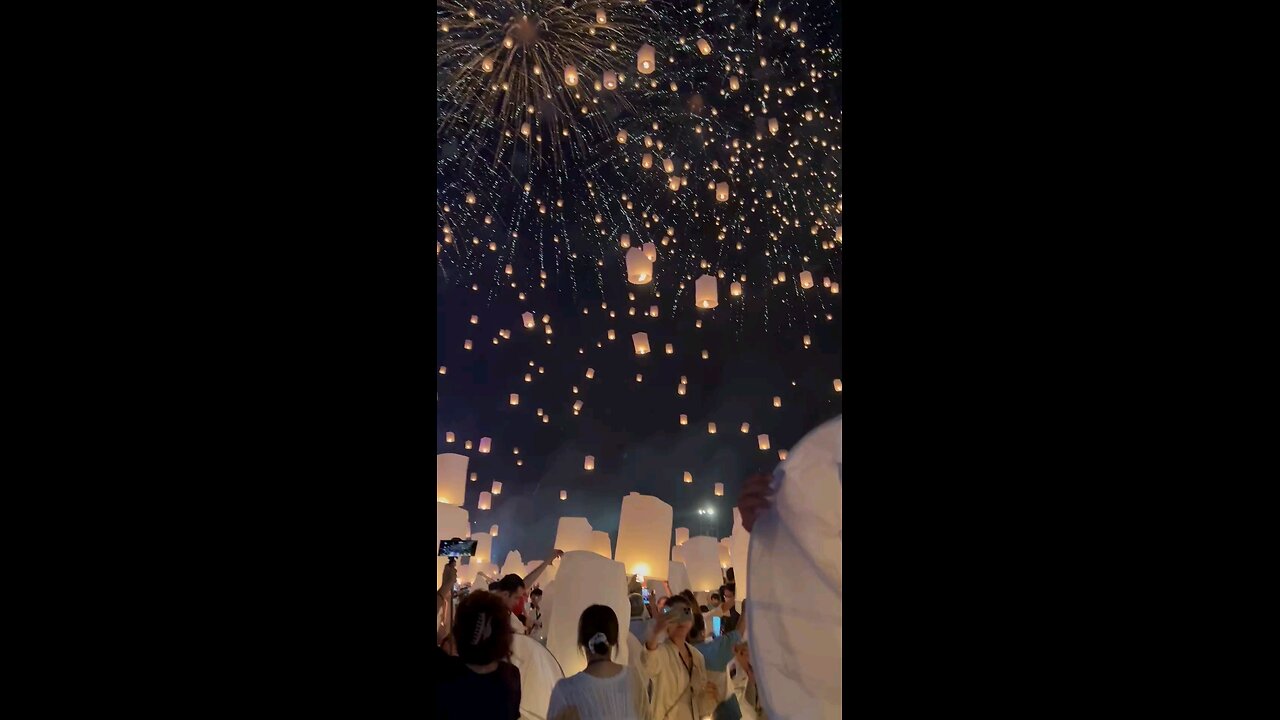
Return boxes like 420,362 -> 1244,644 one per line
641,594 -> 718,720
434,590 -> 522,719
547,605 -> 649,720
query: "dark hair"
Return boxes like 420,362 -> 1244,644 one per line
666,594 -> 693,611
577,604 -> 619,658
679,589 -> 697,606
721,583 -> 736,597
699,605 -> 709,613
496,574 -> 525,594
488,582 -> 500,591
689,608 -> 706,641
710,593 -> 721,603
453,591 -> 514,665
530,588 -> 543,597
628,593 -> 644,618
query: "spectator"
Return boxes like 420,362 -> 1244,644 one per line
434,590 -> 521,719
641,594 -> 718,720
546,605 -> 649,720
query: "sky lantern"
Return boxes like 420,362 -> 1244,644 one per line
637,44 -> 656,74
800,270 -> 814,288
478,437 -> 492,454
620,233 -> 631,248
682,536 -> 722,591
626,247 -> 653,284
617,128 -> 628,144
803,334 -> 812,347
464,440 -> 472,449
632,332 -> 651,355
758,434 -> 771,450
643,242 -> 657,262
773,396 -> 782,408
478,491 -> 492,510
607,329 -> 616,340
615,492 -> 673,580
668,176 -> 680,191
573,400 -> 583,413
680,414 -> 688,425
463,339 -> 473,350
445,432 -> 455,442
491,480 -> 503,495
523,312 -> 535,328
665,343 -> 674,354
545,551 -> 632,677
777,271 -> 787,282
584,455 -> 595,470
509,393 -> 519,405
778,449 -> 788,461
716,182 -> 729,202
683,471 -> 693,484
473,532 -> 493,564
436,453 -> 468,506
642,152 -> 653,169
830,282 -> 840,294
662,157 -> 675,173
603,69 -> 617,89
481,56 -> 494,72
675,527 -> 690,545
708,422 -> 717,434
554,517 -> 595,553
564,64 -> 579,86
833,379 -> 843,392
586,368 -> 595,379
560,490 -> 568,500
701,350 -> 709,359
740,422 -> 750,433
520,122 -> 530,137
696,38 -> 711,55
490,524 -> 499,537
835,226 -> 842,243
730,282 -> 742,297
695,274 -> 718,308
590,530 -> 612,558
768,118 -> 779,134
729,75 -> 740,91
714,483 -> 724,496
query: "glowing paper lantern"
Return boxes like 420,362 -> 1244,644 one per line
682,536 -> 722,591
500,550 -> 524,579
586,368 -> 595,379
554,517 -> 595,553
729,75 -> 740,91
778,449 -> 788,461
436,453 -> 468,506
632,332 -> 651,355
564,64 -> 579,86
573,400 -> 583,413
481,56 -> 494,73
603,69 -> 617,90
695,274 -> 718,309
668,176 -> 680,191
671,544 -> 686,564
643,242 -> 657,262
608,329 -> 616,340
675,527 -> 690,545
758,434 -> 771,450
719,539 -> 732,569
800,271 -> 814,288
666,343 -> 674,354
773,396 -> 782,408
667,561 -> 692,596
680,414 -> 688,425
560,490 -> 568,500
683,471 -> 693,484
716,182 -> 729,202
617,128 -> 628,144
741,422 -> 750,433
523,312 -> 535,328
835,226 -> 842,243
697,38 -> 711,55
662,157 -> 675,174
492,480 -> 503,495
708,422 -> 717,434
509,393 -> 519,405
833,379 -> 843,392
473,532 -> 493,564
520,122 -> 530,137
804,334 -> 812,347
642,153 -> 653,169
590,531 -> 613,558
584,455 -> 595,471
478,491 -> 492,510
637,44 -> 656,74
714,482 -> 724,496
490,524 -> 499,537
445,432 -> 455,442
479,437 -> 492,454
620,233 -> 631,248
545,551 -> 631,677
626,247 -> 653,284
614,492 -> 673,580
730,282 -> 742,297
463,339 -> 473,350
768,118 -> 779,134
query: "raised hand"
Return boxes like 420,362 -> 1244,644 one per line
737,472 -> 773,532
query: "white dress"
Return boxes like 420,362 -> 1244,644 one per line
546,664 -> 647,720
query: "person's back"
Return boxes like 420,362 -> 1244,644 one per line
547,604 -> 647,720
436,591 -> 522,719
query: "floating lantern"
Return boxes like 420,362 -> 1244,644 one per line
478,491 -> 492,510
584,455 -> 595,470
573,400 -> 583,413
740,422 -> 750,433
509,394 -> 519,405
643,242 -> 657,262
504,264 -> 513,275
626,247 -> 653,284
665,343 -> 674,354
675,527 -> 690,545
523,312 -> 535,328
607,329 -> 616,340
683,536 -> 722,591
603,69 -> 617,89
708,422 -> 717,434
835,226 -> 842,243
520,122 -> 530,138
833,379 -> 843,392
617,128 -> 628,144
620,233 -> 631,248
564,64 -> 579,86
773,396 -> 782,408
478,437 -> 492,454
590,530 -> 612,558
778,449 -> 788,461
463,339 -> 473,350
680,414 -> 688,425
554,517 -> 595,554
768,118 -> 779,134
436,453 -> 468,506
641,153 -> 653,169
823,277 -> 832,288
729,75 -> 740,91
632,332 -> 651,355
637,44 -> 656,74
490,524 -> 499,537
677,384 -> 687,396
560,490 -> 568,500
800,270 -> 814,288
777,271 -> 787,282
683,471 -> 693,483
730,282 -> 742,297
668,176 -> 680,191
649,305 -> 659,318
803,334 -> 812,346
635,373 -> 643,383
714,483 -> 724,496
696,38 -> 711,55
586,368 -> 595,379
701,350 -> 709,359
830,282 -> 840,294
662,157 -> 675,174
615,492 -> 673,579
596,9 -> 607,23
464,440 -> 472,449
445,432 -> 455,442
758,434 -> 771,450
716,182 -> 729,202
695,274 -> 718,308
492,480 -> 503,495
481,56 -> 494,73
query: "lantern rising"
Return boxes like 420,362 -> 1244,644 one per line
695,274 -> 718,309
632,332 -> 651,355
637,44 -> 656,74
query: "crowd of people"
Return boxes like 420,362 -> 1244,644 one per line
435,463 -> 804,719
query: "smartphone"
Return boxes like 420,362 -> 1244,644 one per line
662,604 -> 693,619
712,616 -> 722,637
641,588 -> 651,605
438,538 -> 479,558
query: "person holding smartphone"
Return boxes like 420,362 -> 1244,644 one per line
641,594 -> 717,720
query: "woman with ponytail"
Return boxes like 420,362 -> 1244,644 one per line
547,605 -> 649,720
434,590 -> 521,719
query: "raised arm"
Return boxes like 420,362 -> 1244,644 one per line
523,549 -> 563,589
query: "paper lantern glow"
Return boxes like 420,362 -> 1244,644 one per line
614,492 -> 673,580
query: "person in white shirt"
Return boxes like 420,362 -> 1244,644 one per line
547,604 -> 649,720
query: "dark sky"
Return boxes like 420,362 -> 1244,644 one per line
436,268 -> 842,564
